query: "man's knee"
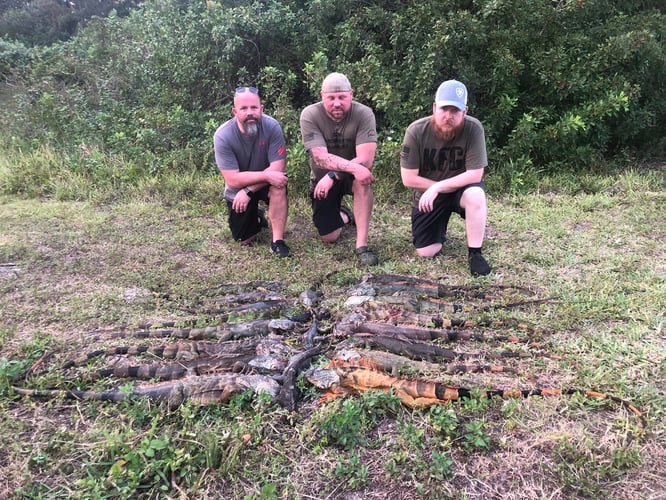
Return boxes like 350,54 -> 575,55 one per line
352,180 -> 373,198
461,186 -> 486,211
416,243 -> 442,258
268,185 -> 288,200
320,229 -> 341,244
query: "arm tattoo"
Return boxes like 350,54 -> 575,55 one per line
317,154 -> 352,173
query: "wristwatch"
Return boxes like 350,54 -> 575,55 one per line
327,171 -> 338,181
244,187 -> 254,198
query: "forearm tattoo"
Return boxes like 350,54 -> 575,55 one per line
316,153 -> 364,172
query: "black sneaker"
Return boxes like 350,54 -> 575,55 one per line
270,240 -> 291,258
469,253 -> 492,277
357,246 -> 378,266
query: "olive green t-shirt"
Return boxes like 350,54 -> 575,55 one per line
300,101 -> 377,181
400,114 -> 488,191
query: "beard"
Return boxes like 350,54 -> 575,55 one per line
244,120 -> 259,136
327,107 -> 347,122
431,115 -> 464,141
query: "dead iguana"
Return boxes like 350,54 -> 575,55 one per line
332,348 -> 521,376
60,337 -> 292,380
305,360 -> 645,435
95,318 -> 297,342
12,373 -> 280,409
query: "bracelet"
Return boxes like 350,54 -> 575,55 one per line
244,187 -> 254,198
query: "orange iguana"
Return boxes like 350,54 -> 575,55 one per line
305,359 -> 645,435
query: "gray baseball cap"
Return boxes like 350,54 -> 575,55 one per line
435,80 -> 468,110
321,72 -> 352,93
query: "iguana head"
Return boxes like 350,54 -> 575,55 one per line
304,368 -> 340,389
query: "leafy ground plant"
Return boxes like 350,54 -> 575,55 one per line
0,168 -> 664,498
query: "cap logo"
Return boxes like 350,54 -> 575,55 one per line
456,87 -> 465,98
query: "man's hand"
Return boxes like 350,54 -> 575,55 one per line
264,170 -> 288,188
314,175 -> 335,200
418,184 -> 440,212
351,164 -> 374,185
232,189 -> 253,213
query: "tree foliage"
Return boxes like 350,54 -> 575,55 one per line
1,0 -> 664,193
0,0 -> 142,46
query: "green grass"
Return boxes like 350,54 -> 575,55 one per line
0,166 -> 664,498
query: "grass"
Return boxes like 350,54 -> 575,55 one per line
0,167 -> 665,499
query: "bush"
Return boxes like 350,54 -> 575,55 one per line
0,0 -> 664,196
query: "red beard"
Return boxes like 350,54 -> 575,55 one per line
431,115 -> 464,141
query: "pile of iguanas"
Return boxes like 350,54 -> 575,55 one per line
10,274 -> 646,435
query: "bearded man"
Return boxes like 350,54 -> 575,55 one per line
214,86 -> 291,257
400,80 -> 492,277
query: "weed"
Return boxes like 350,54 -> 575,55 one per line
462,420 -> 492,451
460,388 -> 493,415
357,388 -> 403,422
551,436 -> 609,497
317,398 -> 366,450
428,404 -> 458,439
611,447 -> 641,469
244,483 -> 279,500
335,452 -> 370,490
400,421 -> 426,450
0,357 -> 30,395
429,449 -> 454,480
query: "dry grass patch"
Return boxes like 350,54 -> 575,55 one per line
1,170 -> 664,498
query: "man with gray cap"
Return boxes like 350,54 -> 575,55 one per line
400,80 -> 492,277
299,72 -> 379,265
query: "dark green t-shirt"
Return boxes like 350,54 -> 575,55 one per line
400,115 -> 488,185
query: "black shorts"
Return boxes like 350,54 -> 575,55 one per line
411,182 -> 485,248
227,186 -> 270,242
310,174 -> 354,236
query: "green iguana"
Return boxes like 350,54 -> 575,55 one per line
59,337 -> 292,381
13,373 -> 280,409
356,273 -> 536,301
333,348 -> 521,376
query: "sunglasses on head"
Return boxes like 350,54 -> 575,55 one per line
235,86 -> 259,94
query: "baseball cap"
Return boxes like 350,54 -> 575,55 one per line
435,80 -> 468,110
321,72 -> 352,93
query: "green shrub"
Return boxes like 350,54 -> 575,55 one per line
1,0 -> 664,195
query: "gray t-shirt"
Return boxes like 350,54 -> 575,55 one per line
300,101 -> 377,181
214,114 -> 286,201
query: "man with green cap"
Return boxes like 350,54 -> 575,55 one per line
299,72 -> 379,266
